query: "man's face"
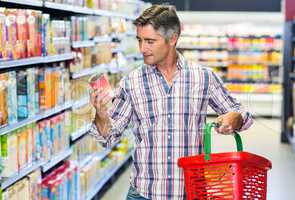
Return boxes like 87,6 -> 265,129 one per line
136,24 -> 171,65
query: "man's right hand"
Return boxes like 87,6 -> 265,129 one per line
90,88 -> 113,135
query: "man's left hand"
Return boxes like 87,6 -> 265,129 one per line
215,112 -> 243,135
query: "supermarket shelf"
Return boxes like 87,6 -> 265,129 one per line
42,53 -> 74,63
70,123 -> 92,142
0,101 -> 73,136
112,47 -> 125,53
177,46 -> 227,51
77,140 -> 121,168
232,93 -> 281,102
41,149 -> 73,172
44,1 -> 136,19
72,97 -> 89,109
94,36 -> 113,43
0,57 -> 43,69
70,63 -> 109,79
1,160 -> 45,190
1,0 -> 43,7
44,2 -> 93,14
198,61 -> 229,67
72,41 -> 95,48
85,149 -> 134,200
125,53 -> 143,60
0,53 -> 74,69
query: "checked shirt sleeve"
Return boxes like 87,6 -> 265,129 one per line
88,78 -> 133,147
208,70 -> 253,131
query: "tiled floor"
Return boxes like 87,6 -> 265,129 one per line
100,118 -> 295,200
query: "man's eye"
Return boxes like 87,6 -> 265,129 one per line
147,40 -> 154,44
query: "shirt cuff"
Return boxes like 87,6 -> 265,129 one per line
88,122 -> 108,147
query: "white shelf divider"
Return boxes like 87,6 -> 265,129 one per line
85,150 -> 134,200
41,149 -> 73,172
0,101 -> 73,136
70,123 -> 92,142
1,159 -> 45,190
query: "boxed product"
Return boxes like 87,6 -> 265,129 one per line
7,71 -> 18,125
38,67 -> 46,111
27,170 -> 42,200
16,9 -> 28,59
17,127 -> 28,170
16,70 -> 28,120
15,178 -> 30,200
0,73 -> 8,127
0,8 -> 7,60
6,186 -> 18,200
1,131 -> 18,177
41,14 -> 50,56
26,124 -> 34,165
5,9 -> 17,60
27,68 -> 38,117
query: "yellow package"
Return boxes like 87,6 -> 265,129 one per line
7,185 -> 17,200
16,178 -> 30,200
27,170 -> 42,200
0,73 -> 8,128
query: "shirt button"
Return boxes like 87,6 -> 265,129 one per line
168,175 -> 171,178
168,114 -> 171,118
168,156 -> 171,160
168,135 -> 171,139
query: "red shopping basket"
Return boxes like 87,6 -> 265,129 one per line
178,123 -> 272,200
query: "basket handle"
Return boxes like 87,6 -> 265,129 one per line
204,122 -> 243,161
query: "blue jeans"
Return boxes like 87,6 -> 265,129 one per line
126,186 -> 150,200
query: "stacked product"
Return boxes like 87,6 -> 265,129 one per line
0,8 -> 71,60
41,161 -> 78,200
1,170 -> 42,199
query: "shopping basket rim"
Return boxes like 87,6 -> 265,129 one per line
178,151 -> 272,170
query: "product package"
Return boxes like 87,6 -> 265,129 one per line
0,73 -> 8,127
16,70 -> 29,120
1,131 -> 18,177
7,71 -> 18,125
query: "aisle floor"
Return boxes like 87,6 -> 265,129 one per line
100,118 -> 295,200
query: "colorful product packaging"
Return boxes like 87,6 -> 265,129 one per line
0,73 -> 8,127
1,131 -> 18,177
7,71 -> 18,125
17,127 -> 28,170
16,70 -> 28,121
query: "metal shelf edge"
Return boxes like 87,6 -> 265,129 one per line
0,102 -> 73,136
2,0 -> 43,7
85,150 -> 134,200
70,123 -> 92,141
1,160 -> 45,190
41,149 -> 73,172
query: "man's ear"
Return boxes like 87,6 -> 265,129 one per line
169,33 -> 179,46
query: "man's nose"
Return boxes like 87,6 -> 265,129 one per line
139,42 -> 148,54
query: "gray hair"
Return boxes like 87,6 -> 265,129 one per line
134,4 -> 181,42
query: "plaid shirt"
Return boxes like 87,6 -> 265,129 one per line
89,53 -> 253,200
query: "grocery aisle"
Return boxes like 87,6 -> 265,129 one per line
100,118 -> 295,200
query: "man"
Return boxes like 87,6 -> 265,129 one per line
90,4 -> 253,200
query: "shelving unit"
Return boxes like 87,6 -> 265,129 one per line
41,149 -> 73,172
0,101 -> 73,136
0,0 -> 146,198
178,31 -> 283,117
85,150 -> 134,200
1,160 -> 45,190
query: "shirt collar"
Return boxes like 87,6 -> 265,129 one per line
149,51 -> 186,71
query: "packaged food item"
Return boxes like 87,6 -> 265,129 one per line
5,9 -> 17,60
17,70 -> 28,120
27,170 -> 42,200
26,124 -> 34,165
0,73 -> 8,127
7,186 -> 18,200
15,178 -> 30,200
41,14 -> 50,56
7,71 -> 18,125
16,9 -> 28,59
0,8 -> 7,60
1,131 -> 18,177
27,68 -> 37,117
17,127 -> 28,170
38,67 -> 46,111
33,123 -> 42,161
